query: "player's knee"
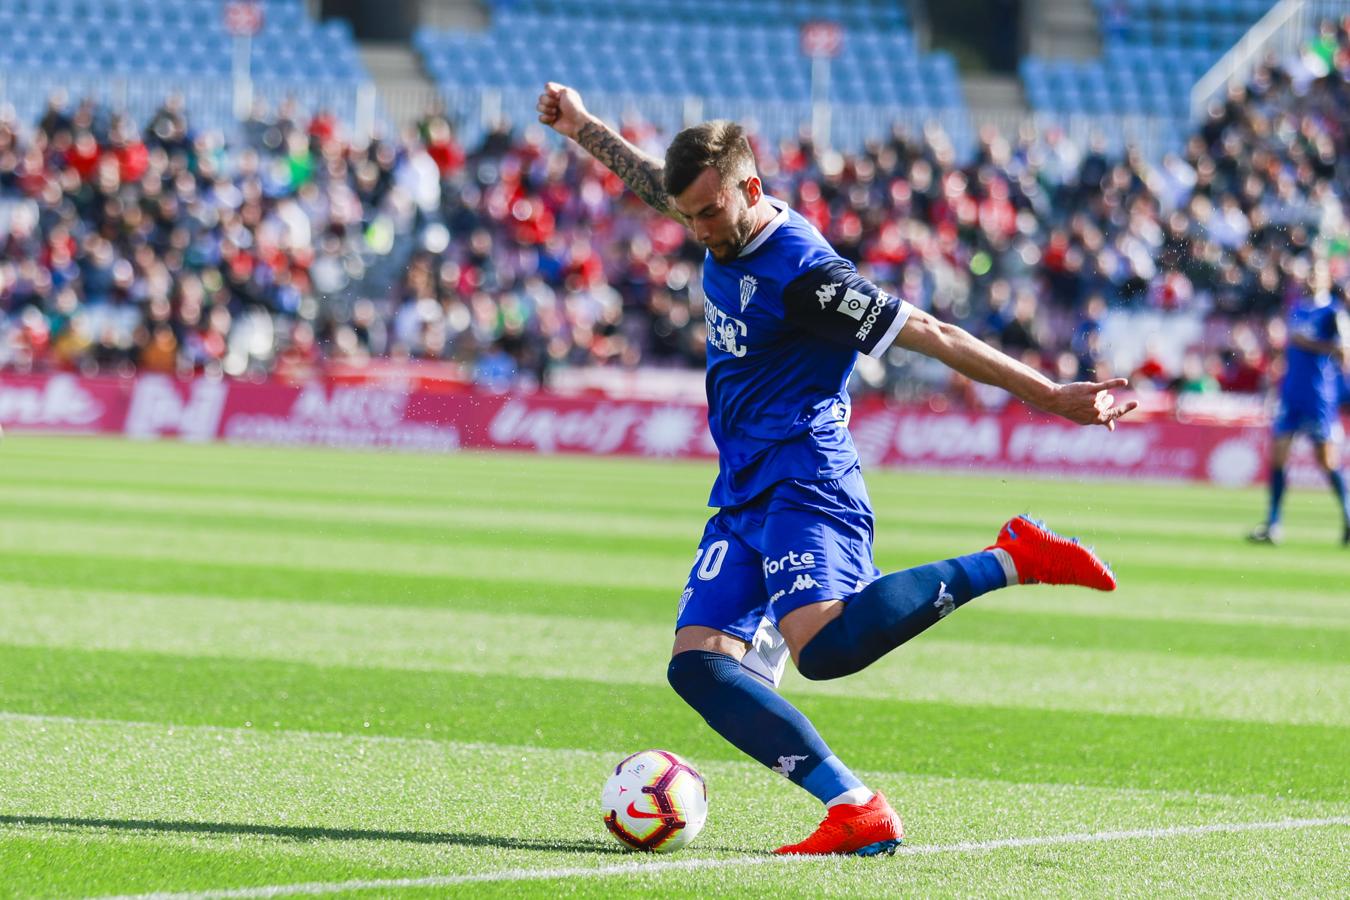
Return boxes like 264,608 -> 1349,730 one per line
794,606 -> 872,682
666,650 -> 709,701
795,645 -> 842,681
666,653 -> 691,697
667,650 -> 736,703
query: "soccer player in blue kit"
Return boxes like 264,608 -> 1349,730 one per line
539,83 -> 1136,855
1249,259 -> 1350,546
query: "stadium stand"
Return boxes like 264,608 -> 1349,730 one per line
1022,0 -> 1278,150
0,92 -> 406,380
1097,0 -> 1274,51
0,0 -> 369,133
0,5 -> 1346,408
414,0 -> 964,149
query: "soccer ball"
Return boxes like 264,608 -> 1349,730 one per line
601,749 -> 707,852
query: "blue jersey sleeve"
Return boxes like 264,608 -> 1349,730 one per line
781,259 -> 913,358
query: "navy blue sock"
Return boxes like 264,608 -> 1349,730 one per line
1328,468 -> 1350,523
667,650 -> 863,804
1268,466 -> 1287,526
797,551 -> 1008,681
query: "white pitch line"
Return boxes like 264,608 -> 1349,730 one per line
94,817 -> 1350,900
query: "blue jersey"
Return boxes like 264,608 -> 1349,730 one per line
700,198 -> 913,508
1281,295 -> 1347,413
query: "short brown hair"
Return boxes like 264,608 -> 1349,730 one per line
663,120 -> 757,198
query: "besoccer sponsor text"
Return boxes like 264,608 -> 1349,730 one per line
853,292 -> 887,342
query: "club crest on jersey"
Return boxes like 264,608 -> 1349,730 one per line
816,281 -> 840,309
738,274 -> 759,311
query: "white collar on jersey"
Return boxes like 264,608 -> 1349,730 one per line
738,196 -> 790,258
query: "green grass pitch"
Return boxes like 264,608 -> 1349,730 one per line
1,434 -> 1347,898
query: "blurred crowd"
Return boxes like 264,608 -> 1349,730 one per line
0,92 -> 415,381
2,18 -> 1349,404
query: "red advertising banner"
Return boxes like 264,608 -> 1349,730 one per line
122,375 -> 464,451
0,373 -> 133,434
2,372 -> 1341,489
848,405 -> 1271,487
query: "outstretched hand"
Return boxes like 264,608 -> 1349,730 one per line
536,82 -> 590,139
1049,378 -> 1138,431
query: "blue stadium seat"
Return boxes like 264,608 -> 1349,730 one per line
417,0 -> 963,124
0,0 -> 369,100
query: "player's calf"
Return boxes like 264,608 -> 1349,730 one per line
666,649 -> 872,808
794,549 -> 1009,680
795,516 -> 1115,681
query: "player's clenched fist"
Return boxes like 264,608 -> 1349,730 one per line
537,82 -> 591,139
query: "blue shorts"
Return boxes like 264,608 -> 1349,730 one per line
675,467 -> 881,643
1273,400 -> 1343,444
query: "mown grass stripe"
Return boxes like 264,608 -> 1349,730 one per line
0,521 -> 688,590
946,608 -> 1350,662
12,434 -> 1277,512
4,435 -> 1326,532
0,472 -> 708,519
4,514 -> 1347,599
0,438 -> 713,487
16,710 -> 1334,810
0,499 -> 699,558
2,589 -> 1346,727
3,545 -> 1346,637
0,553 -> 669,616
9,491 -> 1345,571
0,487 -> 704,541
2,571 -> 1343,664
1,645 -> 1344,799
0,481 -> 1306,547
13,493 -> 1350,591
1002,588 -> 1350,629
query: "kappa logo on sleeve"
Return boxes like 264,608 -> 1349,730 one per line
815,281 -> 840,309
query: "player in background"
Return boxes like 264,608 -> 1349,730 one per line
1249,258 -> 1350,546
538,83 -> 1136,856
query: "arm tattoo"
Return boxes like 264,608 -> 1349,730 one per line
575,120 -> 681,220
